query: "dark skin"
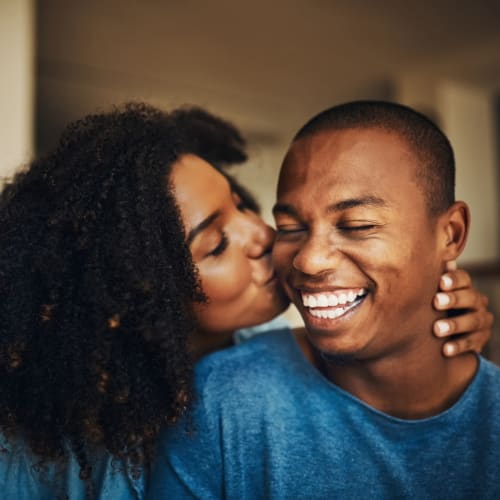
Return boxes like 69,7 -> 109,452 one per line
433,261 -> 492,356
273,127 -> 479,419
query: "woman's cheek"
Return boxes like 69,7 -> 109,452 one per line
197,251 -> 252,303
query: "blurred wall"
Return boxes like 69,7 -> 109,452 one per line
0,0 -> 34,179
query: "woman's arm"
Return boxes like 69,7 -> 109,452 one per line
433,260 -> 493,357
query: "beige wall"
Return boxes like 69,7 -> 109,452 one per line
0,0 -> 34,179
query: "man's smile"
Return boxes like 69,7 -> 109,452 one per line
301,288 -> 367,308
298,288 -> 368,322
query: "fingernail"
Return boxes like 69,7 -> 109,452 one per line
444,343 -> 456,356
441,275 -> 453,290
436,321 -> 450,336
436,293 -> 451,307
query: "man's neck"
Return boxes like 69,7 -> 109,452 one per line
304,332 -> 478,419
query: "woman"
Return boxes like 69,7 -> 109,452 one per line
0,104 -> 492,498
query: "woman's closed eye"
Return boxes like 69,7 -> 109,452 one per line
207,232 -> 229,257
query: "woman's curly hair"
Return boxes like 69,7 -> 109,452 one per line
0,103 -> 206,485
171,106 -> 260,213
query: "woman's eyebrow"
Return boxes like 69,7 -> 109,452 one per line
186,211 -> 221,245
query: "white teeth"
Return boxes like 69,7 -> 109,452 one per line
330,308 -> 345,319
328,295 -> 338,307
309,305 -> 351,320
301,288 -> 367,311
317,295 -> 329,307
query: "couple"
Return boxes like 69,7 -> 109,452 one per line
0,101 -> 495,498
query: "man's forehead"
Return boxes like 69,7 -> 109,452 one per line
280,128 -> 417,183
288,126 -> 414,159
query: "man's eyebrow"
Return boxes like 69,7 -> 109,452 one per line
272,204 -> 298,217
186,211 -> 221,245
327,196 -> 388,212
272,196 -> 387,217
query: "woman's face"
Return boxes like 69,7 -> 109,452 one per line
171,154 -> 289,338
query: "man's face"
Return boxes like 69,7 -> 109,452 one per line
272,128 -> 444,360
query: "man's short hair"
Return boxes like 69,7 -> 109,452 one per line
294,101 -> 455,216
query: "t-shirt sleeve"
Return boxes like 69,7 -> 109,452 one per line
147,366 -> 223,499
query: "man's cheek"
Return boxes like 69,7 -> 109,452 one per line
271,246 -> 291,275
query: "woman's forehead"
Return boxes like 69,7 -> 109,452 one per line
170,154 -> 231,231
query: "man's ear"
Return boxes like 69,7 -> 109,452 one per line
439,201 -> 470,261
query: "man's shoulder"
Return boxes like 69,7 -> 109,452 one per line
194,327 -> 299,395
480,356 -> 500,378
479,356 -> 500,385
197,327 -> 294,374
471,356 -> 500,411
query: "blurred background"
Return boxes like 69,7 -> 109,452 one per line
1,0 -> 499,358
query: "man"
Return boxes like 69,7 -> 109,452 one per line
150,102 -> 500,499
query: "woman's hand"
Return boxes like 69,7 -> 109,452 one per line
433,260 -> 493,357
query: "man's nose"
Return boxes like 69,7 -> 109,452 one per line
292,233 -> 341,276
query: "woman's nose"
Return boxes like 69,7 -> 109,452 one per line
243,213 -> 275,259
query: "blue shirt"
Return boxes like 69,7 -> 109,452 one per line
0,435 -> 143,499
149,328 -> 500,499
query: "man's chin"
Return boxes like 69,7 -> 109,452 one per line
318,349 -> 357,365
305,331 -> 369,365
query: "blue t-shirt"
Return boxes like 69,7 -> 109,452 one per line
149,328 -> 500,499
0,434 -> 143,499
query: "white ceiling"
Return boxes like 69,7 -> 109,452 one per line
36,0 -> 500,148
